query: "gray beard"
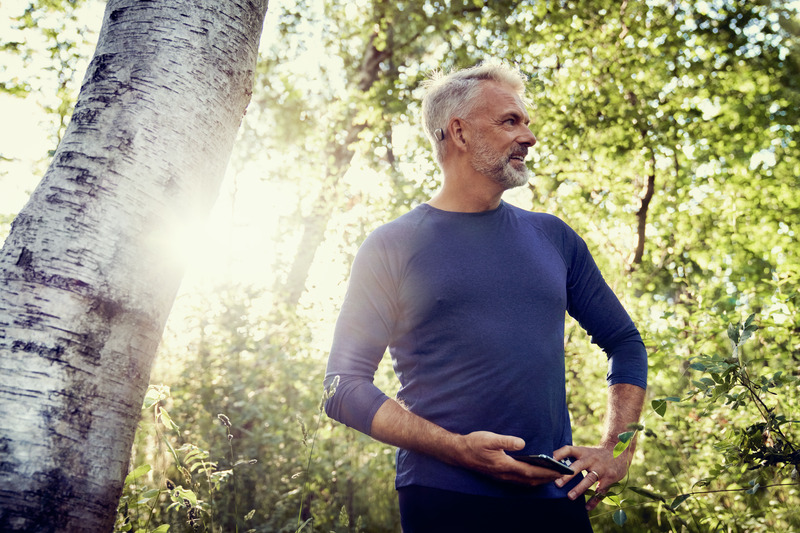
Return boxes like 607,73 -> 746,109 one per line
472,143 -> 530,190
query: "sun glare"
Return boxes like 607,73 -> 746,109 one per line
1,0 -> 406,349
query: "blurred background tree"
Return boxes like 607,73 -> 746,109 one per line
2,0 -> 799,531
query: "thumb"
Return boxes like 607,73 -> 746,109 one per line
499,435 -> 526,452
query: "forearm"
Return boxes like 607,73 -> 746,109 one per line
599,383 -> 646,458
369,397 -> 560,486
554,382 -> 646,508
370,398 -> 466,466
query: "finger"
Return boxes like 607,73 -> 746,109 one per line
552,445 -> 575,461
554,472 -> 575,488
585,476 -> 608,512
585,490 -> 606,511
567,469 -> 600,501
469,431 -> 525,453
553,445 -> 592,477
553,446 -> 583,487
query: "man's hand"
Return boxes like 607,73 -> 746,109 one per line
552,383 -> 646,511
370,401 -> 560,487
454,431 -> 562,487
552,443 -> 631,510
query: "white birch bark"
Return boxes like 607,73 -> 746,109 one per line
0,0 -> 269,530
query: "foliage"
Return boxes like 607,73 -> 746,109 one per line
117,382 -> 270,533
0,0 -> 98,147
611,311 -> 800,531
5,0 -> 800,531
115,385 -> 224,533
0,213 -> 13,244
118,287 -> 401,532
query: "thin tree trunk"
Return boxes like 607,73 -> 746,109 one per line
277,121 -> 363,308
276,31 -> 386,309
631,148 -> 656,267
0,1 -> 268,531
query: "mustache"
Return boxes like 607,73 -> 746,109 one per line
508,145 -> 528,159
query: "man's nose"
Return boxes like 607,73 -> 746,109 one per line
519,127 -> 537,147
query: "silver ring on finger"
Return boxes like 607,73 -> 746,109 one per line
589,470 -> 600,482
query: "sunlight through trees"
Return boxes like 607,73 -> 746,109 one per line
1,1 -> 799,531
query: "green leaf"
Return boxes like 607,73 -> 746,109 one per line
618,430 -> 635,443
652,399 -> 667,417
727,322 -> 740,344
740,323 -> 758,343
244,509 -> 256,520
124,464 -> 151,484
613,439 -> 630,458
689,362 -> 706,371
180,488 -> 198,506
670,494 -> 691,509
295,517 -> 313,532
339,505 -> 350,527
613,509 -> 627,526
142,388 -> 161,409
152,526 -> 170,533
164,437 -> 180,465
746,482 -> 760,495
142,385 -> 170,409
158,409 -> 179,431
141,488 -> 160,499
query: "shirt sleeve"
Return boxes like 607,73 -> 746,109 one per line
560,223 -> 648,390
323,232 -> 396,435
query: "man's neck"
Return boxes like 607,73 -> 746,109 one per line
427,190 -> 502,213
427,166 -> 505,213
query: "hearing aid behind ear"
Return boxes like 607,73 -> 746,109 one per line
434,128 -> 445,141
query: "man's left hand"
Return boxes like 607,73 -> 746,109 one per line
551,444 -> 631,511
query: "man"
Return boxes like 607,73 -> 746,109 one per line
323,61 -> 647,532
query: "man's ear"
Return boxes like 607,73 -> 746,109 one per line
447,118 -> 469,152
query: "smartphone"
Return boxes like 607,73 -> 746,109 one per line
513,454 -> 575,475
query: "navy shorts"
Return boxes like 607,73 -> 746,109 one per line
398,485 -> 593,532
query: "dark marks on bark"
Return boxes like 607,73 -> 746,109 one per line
10,340 -> 65,360
15,248 -> 33,268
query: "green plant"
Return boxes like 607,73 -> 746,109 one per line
115,386 -> 257,533
295,376 -> 340,532
618,315 -> 800,530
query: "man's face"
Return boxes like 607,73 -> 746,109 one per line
467,82 -> 536,189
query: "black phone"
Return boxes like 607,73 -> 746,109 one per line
513,454 -> 575,475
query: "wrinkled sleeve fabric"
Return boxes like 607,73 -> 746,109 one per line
553,219 -> 648,390
323,230 -> 397,435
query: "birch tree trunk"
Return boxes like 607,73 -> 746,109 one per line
0,1 -> 269,531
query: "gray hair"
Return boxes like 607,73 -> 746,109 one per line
421,61 -> 528,165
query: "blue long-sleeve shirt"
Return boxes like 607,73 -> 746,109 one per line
324,201 -> 647,498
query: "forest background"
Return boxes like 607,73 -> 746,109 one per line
1,0 -> 799,531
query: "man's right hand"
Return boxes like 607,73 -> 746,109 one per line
454,430 -> 563,486
371,400 -> 560,487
